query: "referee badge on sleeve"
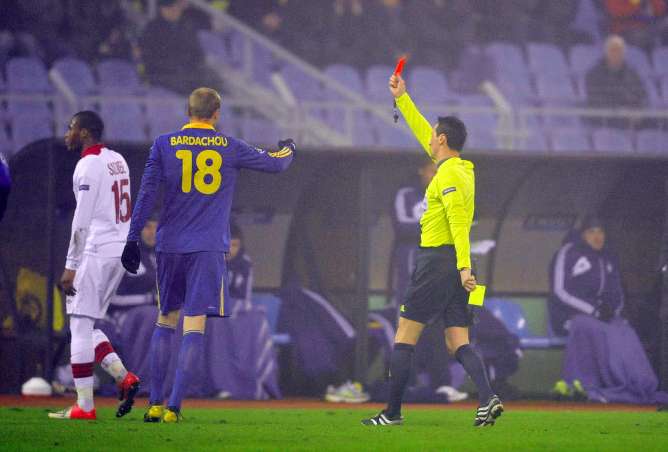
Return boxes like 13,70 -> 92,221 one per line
442,187 -> 456,196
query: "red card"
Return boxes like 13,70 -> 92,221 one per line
393,56 -> 407,76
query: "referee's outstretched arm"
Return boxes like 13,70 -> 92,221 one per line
389,73 -> 434,161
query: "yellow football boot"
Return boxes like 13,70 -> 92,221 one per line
162,409 -> 181,423
143,405 -> 164,423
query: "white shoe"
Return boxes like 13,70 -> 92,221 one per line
325,381 -> 370,403
435,385 -> 469,402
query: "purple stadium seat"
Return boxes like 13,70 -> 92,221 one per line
661,76 -> 668,105
0,124 -> 13,156
197,30 -> 226,60
6,99 -> 51,117
372,117 -> 414,148
11,113 -> 53,152
516,129 -> 549,153
496,71 -> 535,105
636,130 -> 667,154
642,77 -> 662,108
569,44 -> 600,78
365,65 -> 394,102
592,128 -> 633,153
652,47 -> 668,76
625,45 -> 652,76
535,74 -> 578,105
252,44 -> 277,88
146,91 -> 186,138
458,112 -> 498,150
407,66 -> 450,104
52,58 -> 97,95
99,100 -> 146,142
280,64 -> 321,101
541,103 -> 583,129
6,57 -> 51,93
527,43 -> 570,76
551,128 -> 590,152
97,59 -> 142,94
239,117 -> 281,146
324,64 -> 364,95
573,0 -> 602,42
485,42 -> 528,76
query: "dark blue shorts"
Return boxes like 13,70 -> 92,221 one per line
156,251 -> 229,317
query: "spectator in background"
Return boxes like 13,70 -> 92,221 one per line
140,0 -> 224,95
477,0 -> 540,44
549,216 -> 664,404
366,0 -> 416,66
605,0 -> 667,50
321,0 -> 373,68
585,35 -> 648,129
224,223 -> 254,315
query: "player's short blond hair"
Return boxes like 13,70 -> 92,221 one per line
188,87 -> 221,120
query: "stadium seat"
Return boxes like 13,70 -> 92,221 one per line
515,129 -> 549,153
374,119 -> 414,148
6,99 -> 51,118
484,298 -> 529,338
280,64 -> 322,101
527,42 -> 570,76
636,130 -> 667,154
573,0 -> 602,42
541,103 -> 584,129
643,76 -> 662,108
146,92 -> 187,138
496,71 -> 535,105
592,128 -> 633,153
407,66 -> 450,104
51,57 -> 97,95
625,45 -> 652,76
99,100 -> 147,142
551,128 -> 590,152
96,59 -> 142,94
458,111 -> 498,150
6,57 -> 52,93
0,124 -> 13,157
535,74 -> 578,105
239,117 -> 281,145
323,64 -> 364,95
197,29 -> 227,60
11,113 -> 53,152
485,42 -> 529,76
365,65 -> 394,102
661,76 -> 668,105
569,44 -> 600,78
251,43 -> 277,88
352,112 -> 377,146
652,46 -> 668,76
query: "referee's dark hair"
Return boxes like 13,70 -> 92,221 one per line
436,116 -> 467,151
73,110 -> 104,141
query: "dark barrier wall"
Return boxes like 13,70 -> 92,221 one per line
1,139 -> 667,389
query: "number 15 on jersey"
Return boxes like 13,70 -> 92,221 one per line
175,149 -> 222,195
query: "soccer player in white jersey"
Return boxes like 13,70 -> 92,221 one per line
49,111 -> 140,420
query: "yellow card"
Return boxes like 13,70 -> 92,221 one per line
468,285 -> 486,306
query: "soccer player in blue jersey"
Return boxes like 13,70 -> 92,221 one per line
121,87 -> 294,422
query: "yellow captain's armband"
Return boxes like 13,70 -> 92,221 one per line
170,135 -> 228,147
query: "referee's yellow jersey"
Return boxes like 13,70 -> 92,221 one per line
396,93 -> 475,270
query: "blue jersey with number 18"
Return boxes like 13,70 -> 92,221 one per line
127,122 -> 293,253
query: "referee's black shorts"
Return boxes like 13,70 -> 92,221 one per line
400,245 -> 472,328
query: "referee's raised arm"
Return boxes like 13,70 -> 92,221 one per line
389,74 -> 434,161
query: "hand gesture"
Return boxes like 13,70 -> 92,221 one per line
389,74 -> 406,99
460,268 -> 477,292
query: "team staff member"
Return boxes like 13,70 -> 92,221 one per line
363,73 -> 501,427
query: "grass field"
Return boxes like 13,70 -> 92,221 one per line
1,401 -> 668,451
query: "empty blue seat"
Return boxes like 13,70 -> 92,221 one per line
535,74 -> 578,105
551,128 -> 590,152
365,65 -> 394,102
625,45 -> 652,76
485,42 -> 529,76
352,112 -> 377,146
459,111 -> 498,150
636,130 -> 667,154
592,128 -> 633,153
527,42 -> 570,76
146,91 -> 186,137
484,299 -> 529,338
407,66 -> 450,104
11,113 -> 53,151
541,105 -> 583,129
280,64 -> 321,101
643,76 -> 662,108
99,100 -> 146,142
652,47 -> 668,76
6,57 -> 51,93
569,44 -> 600,77
51,57 -> 97,95
496,71 -> 535,105
516,129 -> 549,153
97,59 -> 142,94
324,64 -> 364,95
239,117 -> 281,145
6,99 -> 51,118
251,44 -> 277,88
661,76 -> 668,105
252,293 -> 290,344
197,29 -> 226,60
373,119 -> 414,148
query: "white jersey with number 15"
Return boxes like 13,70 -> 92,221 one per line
65,146 -> 131,270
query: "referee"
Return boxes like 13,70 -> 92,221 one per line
362,73 -> 502,427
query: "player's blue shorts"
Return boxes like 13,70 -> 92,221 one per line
156,251 -> 230,317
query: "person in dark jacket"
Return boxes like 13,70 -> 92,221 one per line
585,35 -> 648,129
549,216 -> 664,403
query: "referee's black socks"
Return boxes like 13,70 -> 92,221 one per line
386,343 -> 415,418
455,344 -> 494,404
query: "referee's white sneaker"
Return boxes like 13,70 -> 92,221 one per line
435,385 -> 469,402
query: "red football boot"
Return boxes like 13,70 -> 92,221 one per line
116,372 -> 140,418
48,404 -> 97,420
